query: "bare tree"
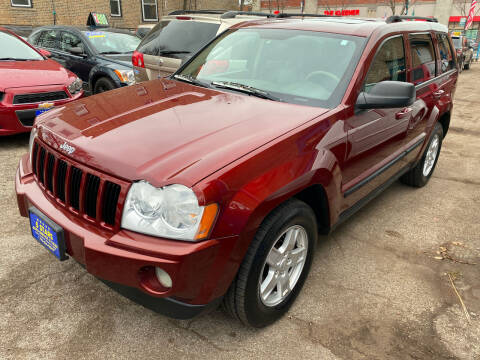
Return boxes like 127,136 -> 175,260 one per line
376,0 -> 419,16
453,0 -> 480,17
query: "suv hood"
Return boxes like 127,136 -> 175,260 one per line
37,79 -> 327,187
0,59 -> 70,91
98,53 -> 132,68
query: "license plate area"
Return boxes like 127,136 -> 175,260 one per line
29,207 -> 68,261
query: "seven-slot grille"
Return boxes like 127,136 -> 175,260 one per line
31,141 -> 123,228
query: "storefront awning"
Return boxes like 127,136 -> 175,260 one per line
449,16 -> 480,22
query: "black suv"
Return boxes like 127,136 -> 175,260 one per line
28,26 -> 141,94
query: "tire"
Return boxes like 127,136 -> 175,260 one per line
464,60 -> 470,70
400,122 -> 443,188
222,199 -> 317,327
93,77 -> 116,94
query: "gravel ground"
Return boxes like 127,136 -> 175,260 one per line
1,66 -> 479,360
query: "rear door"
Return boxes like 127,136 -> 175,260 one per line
434,32 -> 457,116
342,35 -> 411,206
402,32 -> 440,164
135,19 -> 220,81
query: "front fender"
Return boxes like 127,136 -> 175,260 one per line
89,65 -> 122,89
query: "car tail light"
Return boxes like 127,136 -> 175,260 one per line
132,50 -> 144,68
176,16 -> 192,20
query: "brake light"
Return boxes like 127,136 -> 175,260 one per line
176,16 -> 192,20
132,50 -> 144,68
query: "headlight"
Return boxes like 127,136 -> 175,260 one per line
67,77 -> 82,95
28,127 -> 38,165
114,69 -> 135,85
121,181 -> 218,241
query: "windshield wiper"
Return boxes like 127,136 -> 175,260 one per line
0,58 -> 31,61
211,81 -> 280,102
99,51 -> 123,55
173,74 -> 209,88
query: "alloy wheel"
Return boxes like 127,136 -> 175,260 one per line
259,225 -> 309,307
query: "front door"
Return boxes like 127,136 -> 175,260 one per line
59,31 -> 94,83
342,35 -> 411,209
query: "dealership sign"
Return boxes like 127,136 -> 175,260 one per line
324,9 -> 360,16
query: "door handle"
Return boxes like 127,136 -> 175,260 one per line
395,107 -> 413,120
433,89 -> 445,98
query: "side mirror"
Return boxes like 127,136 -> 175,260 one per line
356,81 -> 416,109
68,47 -> 86,56
38,48 -> 51,58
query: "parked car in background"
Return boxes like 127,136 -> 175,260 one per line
2,25 -> 34,41
0,27 -> 83,136
135,24 -> 155,39
28,26 -> 141,94
132,10 -> 274,82
451,34 -> 473,70
16,15 -> 456,327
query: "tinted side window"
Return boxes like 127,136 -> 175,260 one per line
364,36 -> 406,93
61,32 -> 85,53
409,33 -> 436,85
137,20 -> 220,59
437,33 -> 455,73
36,30 -> 61,50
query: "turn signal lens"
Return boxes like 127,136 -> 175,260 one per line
195,203 -> 218,240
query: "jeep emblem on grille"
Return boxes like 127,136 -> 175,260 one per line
59,142 -> 75,155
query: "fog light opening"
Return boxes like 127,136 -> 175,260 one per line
155,267 -> 172,289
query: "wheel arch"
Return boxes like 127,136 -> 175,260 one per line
89,67 -> 119,92
438,110 -> 451,138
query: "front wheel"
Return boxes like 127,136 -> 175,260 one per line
222,199 -> 317,327
464,60 -> 471,70
93,77 -> 116,94
400,122 -> 443,187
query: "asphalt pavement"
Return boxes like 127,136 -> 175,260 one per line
1,66 -> 479,360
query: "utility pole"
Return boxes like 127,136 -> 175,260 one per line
51,0 -> 56,24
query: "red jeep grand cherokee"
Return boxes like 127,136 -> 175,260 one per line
16,15 -> 457,327
0,28 -> 83,136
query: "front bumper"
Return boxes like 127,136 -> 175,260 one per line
0,91 -> 83,136
15,154 -> 239,318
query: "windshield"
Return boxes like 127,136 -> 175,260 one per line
137,20 -> 220,59
83,31 -> 141,54
452,37 -> 461,49
178,28 -> 365,108
0,30 -> 43,61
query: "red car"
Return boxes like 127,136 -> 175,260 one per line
16,16 -> 457,327
0,27 -> 83,136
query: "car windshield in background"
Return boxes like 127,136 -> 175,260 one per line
0,30 -> 43,61
178,28 -> 365,108
137,20 -> 220,59
83,31 -> 141,54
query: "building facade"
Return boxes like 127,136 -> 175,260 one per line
0,0 -> 238,29
253,0 -> 480,40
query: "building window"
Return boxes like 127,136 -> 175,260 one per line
110,0 -> 122,17
142,0 -> 158,22
11,0 -> 32,8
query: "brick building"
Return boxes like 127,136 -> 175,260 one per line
0,0 -> 238,29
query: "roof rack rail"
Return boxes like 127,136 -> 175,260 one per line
221,11 -> 276,19
275,13 -> 336,18
386,15 -> 438,23
168,10 -> 227,16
